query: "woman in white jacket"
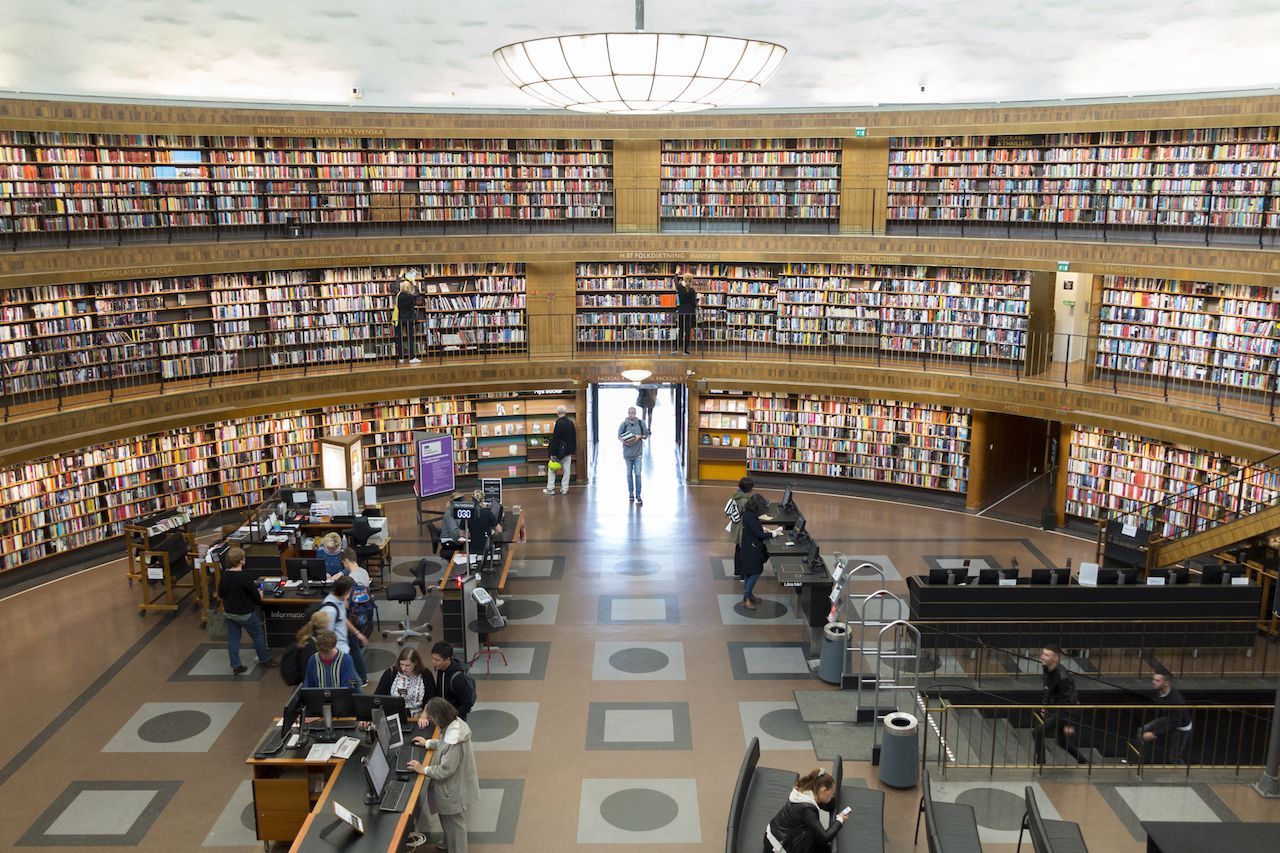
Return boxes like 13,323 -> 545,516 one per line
406,696 -> 480,852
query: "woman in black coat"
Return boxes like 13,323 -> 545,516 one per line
740,493 -> 777,610
762,767 -> 847,853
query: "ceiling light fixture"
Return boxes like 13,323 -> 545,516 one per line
493,0 -> 786,114
621,368 -> 653,383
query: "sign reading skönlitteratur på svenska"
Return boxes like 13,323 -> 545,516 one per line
414,432 -> 455,498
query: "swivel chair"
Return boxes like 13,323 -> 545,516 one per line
343,516 -> 385,587
381,558 -> 437,646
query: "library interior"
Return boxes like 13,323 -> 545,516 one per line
3,2 -> 1280,851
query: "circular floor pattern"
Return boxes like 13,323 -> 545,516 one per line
956,787 -> 1027,831
390,558 -> 444,580
501,599 -> 544,620
608,647 -> 670,674
240,802 -> 257,832
363,647 -> 399,673
599,788 -> 680,832
758,708 -> 811,742
613,558 -> 661,576
468,708 -> 520,742
137,710 -> 213,743
735,598 -> 787,618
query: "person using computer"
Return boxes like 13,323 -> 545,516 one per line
429,641 -> 475,721
1135,667 -> 1193,765
724,477 -> 755,579
1033,644 -> 1084,765
374,648 -> 437,720
461,489 -> 502,561
739,493 -> 782,610
618,406 -> 650,505
216,546 -> 277,675
406,697 -> 480,853
544,404 -> 576,495
303,630 -> 361,691
317,532 -> 346,581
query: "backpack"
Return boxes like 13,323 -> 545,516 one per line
280,642 -> 310,686
303,599 -> 340,626
448,665 -> 477,712
348,585 -> 376,634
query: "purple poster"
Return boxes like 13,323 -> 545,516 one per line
414,432 -> 456,498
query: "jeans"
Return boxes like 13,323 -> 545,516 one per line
226,610 -> 271,669
624,455 -> 642,498
743,572 -> 761,601
546,454 -> 572,492
346,636 -> 368,682
396,320 -> 416,359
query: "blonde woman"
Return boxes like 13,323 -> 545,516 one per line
317,531 -> 345,580
395,275 -> 421,364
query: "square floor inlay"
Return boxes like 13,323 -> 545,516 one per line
468,702 -> 539,751
1098,782 -> 1237,839
102,702 -> 241,753
170,644 -> 270,682
727,642 -> 812,680
577,778 -> 701,844
466,779 -> 523,844
598,594 -> 680,624
18,780 -> 181,846
592,641 -> 686,681
202,780 -> 257,847
498,594 -> 559,625
587,702 -> 693,750
717,593 -> 796,625
506,556 -> 565,580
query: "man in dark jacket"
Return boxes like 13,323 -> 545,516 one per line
1033,644 -> 1083,764
673,272 -> 699,355
430,641 -> 476,720
217,546 -> 277,674
1136,667 -> 1192,764
544,405 -> 576,495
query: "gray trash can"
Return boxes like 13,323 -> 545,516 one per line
818,622 -> 847,684
877,712 -> 919,788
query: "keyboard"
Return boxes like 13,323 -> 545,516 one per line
253,727 -> 286,759
394,742 -> 426,776
379,778 -> 411,812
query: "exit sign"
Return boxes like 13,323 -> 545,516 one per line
1057,261 -> 1070,272
854,127 -> 867,137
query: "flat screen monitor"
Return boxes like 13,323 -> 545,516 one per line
781,485 -> 794,510
1200,563 -> 1246,585
1030,568 -> 1071,586
1096,568 -> 1137,585
374,710 -> 403,759
362,731 -> 392,801
1149,567 -> 1191,585
804,539 -> 823,574
299,687 -> 358,740
353,694 -> 408,724
927,568 -> 964,586
977,568 -> 1018,585
284,557 -> 327,582
792,514 -> 808,540
280,685 -> 303,735
291,491 -> 310,505
242,554 -> 284,580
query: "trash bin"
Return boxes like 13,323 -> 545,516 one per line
877,711 -> 919,788
818,622 -> 847,684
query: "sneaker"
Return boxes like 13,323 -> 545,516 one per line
232,665 -> 248,675
743,599 -> 757,610
629,495 -> 635,502
409,358 -> 422,364
544,488 -> 556,495
560,489 -> 568,495
398,359 -> 406,364
635,497 -> 643,505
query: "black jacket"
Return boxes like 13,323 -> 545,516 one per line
218,569 -> 262,616
1041,665 -> 1079,722
763,800 -> 842,853
396,289 -> 419,323
1143,687 -> 1192,737
435,659 -> 475,719
675,281 -> 699,314
738,510 -> 770,577
549,415 -> 577,458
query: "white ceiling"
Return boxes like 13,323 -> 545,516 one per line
2,0 -> 1279,112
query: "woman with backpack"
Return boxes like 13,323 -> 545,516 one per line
374,648 -> 437,721
281,610 -> 331,686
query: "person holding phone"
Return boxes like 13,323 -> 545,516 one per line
762,767 -> 848,853
373,647 -> 436,719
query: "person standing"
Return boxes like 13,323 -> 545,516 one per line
544,404 -> 576,495
1135,667 -> 1193,765
1033,644 -> 1084,765
430,641 -> 476,721
617,406 -> 650,505
217,546 -> 276,674
635,385 -> 657,425
395,273 -> 422,364
673,272 -> 700,355
406,697 -> 480,853
761,767 -> 848,853
320,576 -> 369,686
739,493 -> 781,610
724,477 -> 755,579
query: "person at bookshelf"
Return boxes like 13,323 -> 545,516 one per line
406,697 -> 480,853
739,493 -> 782,610
394,272 -> 422,364
544,404 -> 576,495
618,406 -> 651,505
673,272 -> 700,355
761,766 -> 847,853
636,385 -> 657,425
1133,667 -> 1192,764
303,629 -> 361,691
374,647 -> 436,720
724,477 -> 755,580
320,576 -> 370,686
217,546 -> 277,674
1033,643 -> 1084,765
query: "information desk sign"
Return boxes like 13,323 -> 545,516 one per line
414,432 -> 456,498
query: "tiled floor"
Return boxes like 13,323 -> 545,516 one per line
1,387 -> 1278,850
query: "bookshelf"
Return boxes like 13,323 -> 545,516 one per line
1093,275 -> 1280,394
887,126 -> 1280,235
660,138 -> 841,230
0,132 -> 612,235
697,392 -> 751,481
1063,424 -> 1271,539
746,393 -> 971,493
475,392 -> 578,482
0,263 -> 526,404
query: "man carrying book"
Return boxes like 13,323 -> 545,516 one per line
618,406 -> 650,505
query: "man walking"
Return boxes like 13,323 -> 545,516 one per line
320,576 -> 369,687
1135,667 -> 1192,765
217,546 -> 277,674
673,272 -> 699,355
545,404 -> 576,495
1033,644 -> 1083,765
618,406 -> 650,505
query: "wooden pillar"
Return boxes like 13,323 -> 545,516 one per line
965,410 -> 991,510
613,139 -> 660,232
524,260 -> 576,359
1055,422 -> 1073,526
687,382 -> 701,484
575,384 -> 588,484
840,137 -> 889,235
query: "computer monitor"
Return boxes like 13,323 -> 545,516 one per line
1200,563 -> 1246,585
927,568 -> 964,586
792,514 -> 808,541
280,684 -> 304,739
353,694 -> 408,725
284,557 -> 328,583
1096,568 -> 1137,585
977,568 -> 1003,585
1030,568 -> 1071,585
362,731 -> 393,805
781,485 -> 795,510
242,554 -> 284,581
299,687 -> 358,742
374,710 -> 403,759
1148,567 -> 1191,585
291,491 -> 310,505
804,539 -> 823,575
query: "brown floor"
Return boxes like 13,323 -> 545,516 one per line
1,388 -> 1277,852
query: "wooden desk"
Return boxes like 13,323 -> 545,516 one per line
247,723 -> 435,853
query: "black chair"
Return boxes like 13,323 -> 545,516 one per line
1017,785 -> 1088,853
381,559 -> 436,646
343,516 -> 385,585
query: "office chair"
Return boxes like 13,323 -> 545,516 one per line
343,516 -> 385,585
381,559 -> 437,646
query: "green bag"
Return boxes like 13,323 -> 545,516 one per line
207,609 -> 228,642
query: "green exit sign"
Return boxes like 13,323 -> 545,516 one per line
1057,261 -> 1070,272
854,127 -> 867,137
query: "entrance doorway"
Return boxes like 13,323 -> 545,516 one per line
587,382 -> 688,504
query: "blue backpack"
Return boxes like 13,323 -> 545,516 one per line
349,584 -> 376,634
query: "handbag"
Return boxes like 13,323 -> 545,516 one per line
207,609 -> 228,641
